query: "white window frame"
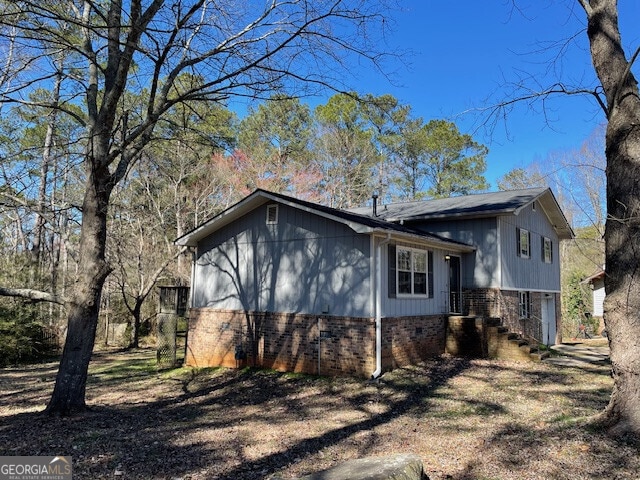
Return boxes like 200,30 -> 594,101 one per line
518,228 -> 530,259
396,247 -> 429,297
543,236 -> 553,263
519,291 -> 531,318
266,204 -> 279,224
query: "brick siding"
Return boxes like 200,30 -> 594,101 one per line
382,316 -> 446,369
186,308 -> 446,377
463,288 -> 561,343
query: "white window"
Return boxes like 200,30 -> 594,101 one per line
397,247 -> 428,296
517,228 -> 530,258
266,204 -> 278,224
519,291 -> 530,318
542,236 -> 553,263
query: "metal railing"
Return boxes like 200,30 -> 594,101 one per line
519,314 -> 544,346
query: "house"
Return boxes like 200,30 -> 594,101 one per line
582,268 -> 606,335
175,187 -> 573,377
350,187 -> 574,347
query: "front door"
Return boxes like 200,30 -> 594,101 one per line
448,256 -> 461,314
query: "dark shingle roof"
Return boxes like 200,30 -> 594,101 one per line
349,188 -> 573,240
176,187 -> 573,248
349,188 -> 548,221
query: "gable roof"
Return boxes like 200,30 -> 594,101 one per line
349,188 -> 574,240
175,189 -> 475,251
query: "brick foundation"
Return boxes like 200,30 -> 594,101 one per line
463,288 -> 561,342
186,309 -> 446,377
446,316 -> 488,358
382,316 -> 446,369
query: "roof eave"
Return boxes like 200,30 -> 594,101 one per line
387,209 -> 516,223
174,192 -> 269,247
534,189 -> 575,240
372,228 -> 475,252
174,190 -> 395,246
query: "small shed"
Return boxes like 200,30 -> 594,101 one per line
582,269 -> 605,334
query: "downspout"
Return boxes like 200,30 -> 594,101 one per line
188,246 -> 197,308
372,233 -> 391,379
183,246 -> 197,365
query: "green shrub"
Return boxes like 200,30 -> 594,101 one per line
0,303 -> 58,366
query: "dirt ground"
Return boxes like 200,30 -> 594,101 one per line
0,342 -> 638,480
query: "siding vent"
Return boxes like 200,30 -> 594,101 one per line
266,204 -> 279,224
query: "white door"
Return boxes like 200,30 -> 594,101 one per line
541,296 -> 556,346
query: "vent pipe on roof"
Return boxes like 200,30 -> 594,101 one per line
372,193 -> 378,217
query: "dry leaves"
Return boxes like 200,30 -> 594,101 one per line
0,348 -> 637,479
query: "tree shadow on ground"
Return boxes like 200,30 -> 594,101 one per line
450,420 -> 639,480
0,350 -> 637,480
0,352 -> 475,479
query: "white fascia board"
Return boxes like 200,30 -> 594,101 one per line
372,229 -> 475,253
500,286 -> 562,294
258,192 -> 376,234
176,189 -> 476,252
384,210 -> 512,223
512,189 -> 574,240
174,190 -> 377,247
537,195 -> 575,240
174,194 -> 268,247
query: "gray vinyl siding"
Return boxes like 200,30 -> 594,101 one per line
192,202 -> 372,317
408,207 -> 561,292
498,203 -> 561,291
410,217 -> 499,289
380,240 -> 450,317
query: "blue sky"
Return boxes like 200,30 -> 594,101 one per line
347,1 -> 639,189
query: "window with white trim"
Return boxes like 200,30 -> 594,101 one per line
517,227 -> 530,258
397,247 -> 428,296
519,291 -> 530,318
542,236 -> 553,263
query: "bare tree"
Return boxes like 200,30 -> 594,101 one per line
492,1 -> 640,436
0,0 -> 394,415
562,125 -> 607,231
578,0 -> 640,436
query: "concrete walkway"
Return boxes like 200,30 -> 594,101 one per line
545,340 -> 610,368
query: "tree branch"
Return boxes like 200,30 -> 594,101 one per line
0,287 -> 66,305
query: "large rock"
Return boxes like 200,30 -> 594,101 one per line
295,454 -> 427,480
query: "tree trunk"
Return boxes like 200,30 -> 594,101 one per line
582,0 -> 640,436
45,164 -> 112,415
601,114 -> 640,435
130,301 -> 143,349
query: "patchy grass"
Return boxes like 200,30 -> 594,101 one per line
0,348 -> 637,480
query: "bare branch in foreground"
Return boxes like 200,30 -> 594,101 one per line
0,287 -> 65,305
